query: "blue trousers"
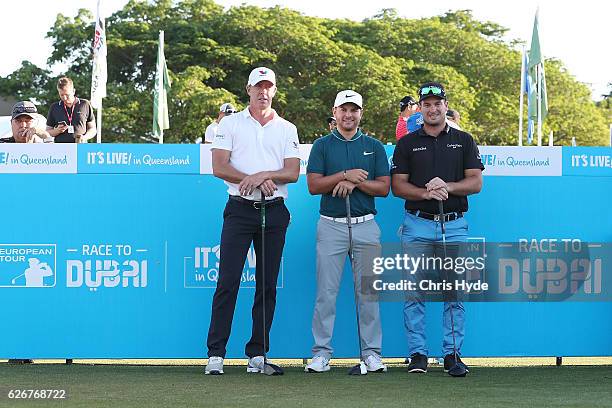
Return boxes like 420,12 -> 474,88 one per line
400,210 -> 468,357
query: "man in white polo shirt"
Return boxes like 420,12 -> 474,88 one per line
203,103 -> 236,143
205,67 -> 300,375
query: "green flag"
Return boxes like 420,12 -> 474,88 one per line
153,30 -> 171,143
527,11 -> 548,123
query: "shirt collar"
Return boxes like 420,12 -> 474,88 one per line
332,128 -> 363,142
417,124 -> 451,138
243,107 -> 277,122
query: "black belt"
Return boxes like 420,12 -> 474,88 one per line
229,195 -> 284,208
408,209 -> 463,222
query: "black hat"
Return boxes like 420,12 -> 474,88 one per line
11,101 -> 38,120
418,82 -> 447,102
327,116 -> 336,125
399,96 -> 417,112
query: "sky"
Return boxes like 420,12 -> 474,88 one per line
0,0 -> 609,100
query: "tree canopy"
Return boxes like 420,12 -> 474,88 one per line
0,0 -> 608,145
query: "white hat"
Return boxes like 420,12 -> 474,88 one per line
219,103 -> 236,113
247,67 -> 276,87
333,90 -> 363,109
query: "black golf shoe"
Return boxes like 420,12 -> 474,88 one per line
444,354 -> 469,373
407,353 -> 428,373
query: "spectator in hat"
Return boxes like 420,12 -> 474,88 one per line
0,101 -> 52,143
203,103 -> 237,143
326,116 -> 337,132
396,96 -> 423,141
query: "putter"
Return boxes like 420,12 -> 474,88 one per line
258,191 -> 284,376
438,200 -> 467,378
346,195 -> 367,376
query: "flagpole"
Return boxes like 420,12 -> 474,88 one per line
537,64 -> 542,146
518,46 -> 526,146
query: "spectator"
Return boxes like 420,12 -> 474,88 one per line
446,109 -> 462,130
396,96 -> 423,140
326,116 -> 337,132
46,77 -> 96,143
203,103 -> 236,143
0,101 -> 52,143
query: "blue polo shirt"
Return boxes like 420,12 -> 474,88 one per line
307,129 -> 390,217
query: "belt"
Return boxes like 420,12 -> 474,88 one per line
228,195 -> 284,208
408,209 -> 463,222
321,214 -> 374,224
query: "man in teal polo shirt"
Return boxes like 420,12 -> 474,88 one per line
305,90 -> 390,373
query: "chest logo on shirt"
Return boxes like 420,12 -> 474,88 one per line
363,151 -> 374,156
412,147 -> 427,152
447,143 -> 463,149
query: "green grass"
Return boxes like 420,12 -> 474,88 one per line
1,363 -> 611,408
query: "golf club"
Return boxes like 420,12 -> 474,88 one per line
11,272 -> 26,285
439,200 -> 467,378
258,191 -> 283,376
346,194 -> 367,376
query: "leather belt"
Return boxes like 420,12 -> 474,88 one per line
229,195 -> 284,209
408,209 -> 463,222
321,214 -> 374,224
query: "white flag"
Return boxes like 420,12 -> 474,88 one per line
90,0 -> 107,109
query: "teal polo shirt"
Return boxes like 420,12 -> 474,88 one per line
307,129 -> 390,217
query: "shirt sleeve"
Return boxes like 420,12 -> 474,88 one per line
395,117 -> 407,140
211,117 -> 233,151
391,139 -> 411,175
46,105 -> 56,128
463,134 -> 485,171
204,123 -> 215,143
86,101 -> 95,122
373,140 -> 391,177
306,138 -> 325,174
283,124 -> 300,159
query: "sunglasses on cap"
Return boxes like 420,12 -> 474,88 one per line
13,106 -> 37,115
419,86 -> 444,97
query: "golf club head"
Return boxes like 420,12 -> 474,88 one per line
262,362 -> 284,376
348,361 -> 367,376
448,362 -> 468,377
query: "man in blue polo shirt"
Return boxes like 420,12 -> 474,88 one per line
305,90 -> 390,373
391,82 -> 484,375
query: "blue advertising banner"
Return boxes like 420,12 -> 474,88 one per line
78,144 -> 200,174
562,147 -> 612,176
0,145 -> 611,359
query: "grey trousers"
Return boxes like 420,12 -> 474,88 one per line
311,217 -> 383,359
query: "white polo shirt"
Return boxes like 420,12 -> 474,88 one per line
204,121 -> 218,143
211,108 -> 300,200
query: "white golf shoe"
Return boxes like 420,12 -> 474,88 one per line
305,355 -> 331,373
205,356 -> 224,375
246,356 -> 265,373
364,354 -> 387,372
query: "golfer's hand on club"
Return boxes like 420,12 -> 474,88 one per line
344,169 -> 368,184
258,179 -> 278,197
239,172 -> 276,196
332,181 -> 356,198
424,187 -> 448,201
426,177 -> 448,192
